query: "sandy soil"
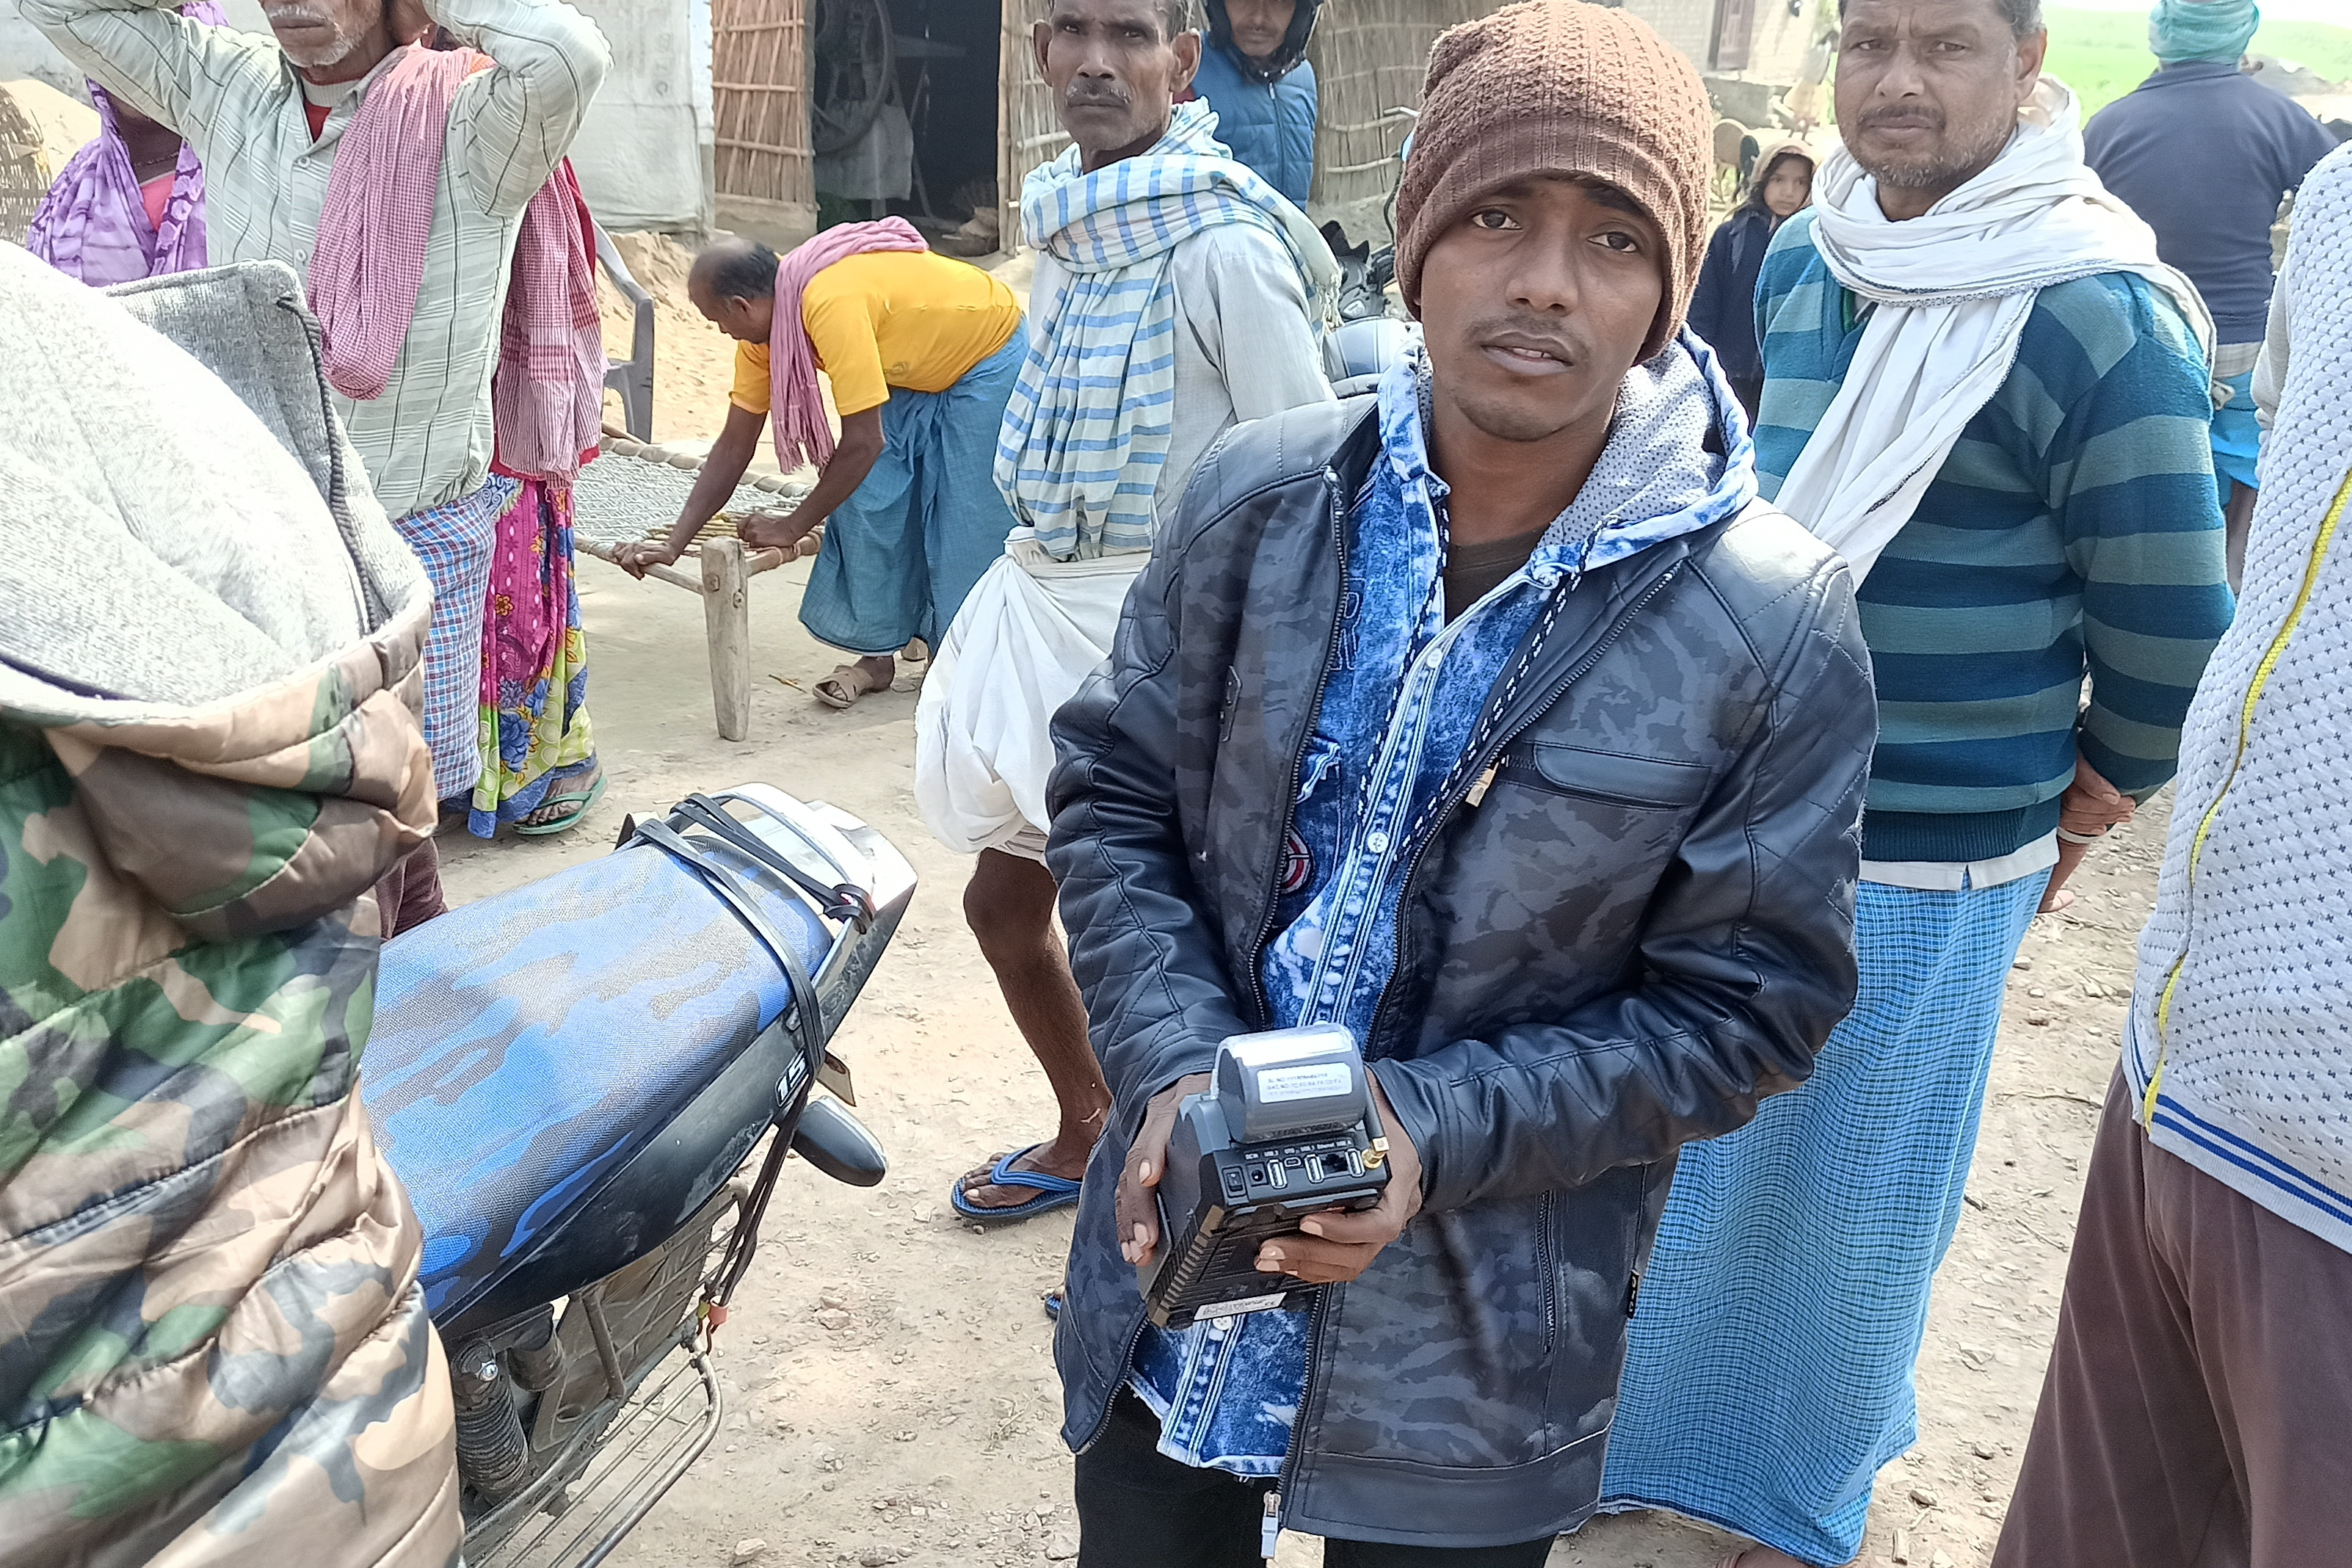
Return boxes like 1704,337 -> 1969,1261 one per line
436,523 -> 2163,1568
430,233 -> 2161,1568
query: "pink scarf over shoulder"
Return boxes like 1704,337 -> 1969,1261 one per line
766,217 -> 927,470
308,46 -> 603,484
493,161 -> 604,484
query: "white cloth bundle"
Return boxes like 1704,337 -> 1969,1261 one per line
1776,79 -> 2214,582
915,529 -> 1146,857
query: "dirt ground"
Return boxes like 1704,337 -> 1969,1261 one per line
437,236 -> 2160,1568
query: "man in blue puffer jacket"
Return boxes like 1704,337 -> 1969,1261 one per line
1192,0 -> 1320,205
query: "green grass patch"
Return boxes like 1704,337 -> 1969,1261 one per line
2045,9 -> 2352,117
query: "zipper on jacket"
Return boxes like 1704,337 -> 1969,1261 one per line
2139,461 -> 2352,1128
1365,562 -> 1686,1054
1071,1307 -> 1155,1459
1537,1190 -> 1558,1352
1270,1288 -> 1332,1550
1248,468 -> 1351,1026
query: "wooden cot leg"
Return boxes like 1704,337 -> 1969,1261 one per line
702,537 -> 753,741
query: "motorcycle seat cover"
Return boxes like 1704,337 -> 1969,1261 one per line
361,824 -> 830,1317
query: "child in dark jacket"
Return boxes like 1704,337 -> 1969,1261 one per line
1687,137 -> 1815,421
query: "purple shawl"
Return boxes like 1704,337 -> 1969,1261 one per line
25,1 -> 228,287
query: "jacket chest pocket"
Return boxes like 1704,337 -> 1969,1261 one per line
1424,742 -> 1715,981
1475,741 -> 1712,874
1502,742 -> 1711,810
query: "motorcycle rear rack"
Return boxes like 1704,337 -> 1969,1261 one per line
468,1329 -> 722,1568
461,1174 -> 749,1567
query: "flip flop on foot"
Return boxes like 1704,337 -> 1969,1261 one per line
951,1144 -> 1081,1224
813,662 -> 891,710
515,769 -> 606,837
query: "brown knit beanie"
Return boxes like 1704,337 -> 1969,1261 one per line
1395,0 -> 1714,363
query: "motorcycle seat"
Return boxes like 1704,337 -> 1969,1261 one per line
360,804 -> 836,1321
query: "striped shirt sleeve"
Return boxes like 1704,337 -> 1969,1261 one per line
437,0 -> 610,219
2014,275 -> 2234,797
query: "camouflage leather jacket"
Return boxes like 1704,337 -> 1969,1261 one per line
1045,394 -> 1874,1546
0,260 -> 455,1567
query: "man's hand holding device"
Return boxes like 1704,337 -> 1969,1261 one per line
1119,1026 -> 1423,1326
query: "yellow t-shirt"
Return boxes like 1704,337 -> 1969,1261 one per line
730,250 -> 1023,420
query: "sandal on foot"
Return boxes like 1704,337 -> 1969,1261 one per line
515,772 -> 607,837
813,662 -> 890,710
950,1144 -> 1081,1224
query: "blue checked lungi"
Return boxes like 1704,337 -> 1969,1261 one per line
396,475 -> 518,801
1599,869 -> 2050,1567
799,336 -> 1021,657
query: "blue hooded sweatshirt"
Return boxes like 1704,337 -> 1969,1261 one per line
1193,0 -> 1321,206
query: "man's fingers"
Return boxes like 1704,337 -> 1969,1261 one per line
1117,1154 -> 1163,1266
2075,755 -> 2124,803
1257,1234 -> 1381,1284
1295,1206 -> 1396,1245
1117,1072 -> 1210,1271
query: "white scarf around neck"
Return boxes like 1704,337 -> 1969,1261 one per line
1777,77 -> 2214,582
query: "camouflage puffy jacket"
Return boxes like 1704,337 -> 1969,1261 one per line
0,258 -> 457,1567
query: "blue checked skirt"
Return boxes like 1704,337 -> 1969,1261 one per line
396,475 -> 519,802
798,336 -> 1021,657
1598,871 -> 2049,1567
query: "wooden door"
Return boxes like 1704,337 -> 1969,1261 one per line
998,0 -> 1069,253
1711,0 -> 1756,72
714,0 -> 816,236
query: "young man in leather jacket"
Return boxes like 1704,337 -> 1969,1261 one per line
1042,2 -> 1877,1562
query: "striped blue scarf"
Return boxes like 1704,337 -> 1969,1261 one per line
994,102 -> 1335,559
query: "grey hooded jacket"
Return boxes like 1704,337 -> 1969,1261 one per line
1044,395 -> 1876,1547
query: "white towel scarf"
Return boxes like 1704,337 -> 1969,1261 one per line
1777,79 -> 2213,582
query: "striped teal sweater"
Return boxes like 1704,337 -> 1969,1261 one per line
1754,211 -> 2233,863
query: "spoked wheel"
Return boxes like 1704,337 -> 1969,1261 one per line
810,0 -> 896,156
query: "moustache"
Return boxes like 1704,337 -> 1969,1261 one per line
1465,313 -> 1579,356
1859,106 -> 1945,132
1062,83 -> 1131,110
263,4 -> 334,21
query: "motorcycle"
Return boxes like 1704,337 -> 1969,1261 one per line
360,786 -> 915,1568
1320,106 -> 1421,397
1321,106 -> 1418,327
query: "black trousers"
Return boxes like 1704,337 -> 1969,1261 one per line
1073,1392 -> 1555,1567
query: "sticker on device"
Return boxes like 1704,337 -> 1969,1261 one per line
1258,1063 -> 1352,1103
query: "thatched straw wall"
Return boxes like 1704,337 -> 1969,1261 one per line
1305,0 -> 1491,214
1305,0 -> 1825,222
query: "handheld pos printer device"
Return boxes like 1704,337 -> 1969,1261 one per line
1140,1024 -> 1391,1329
